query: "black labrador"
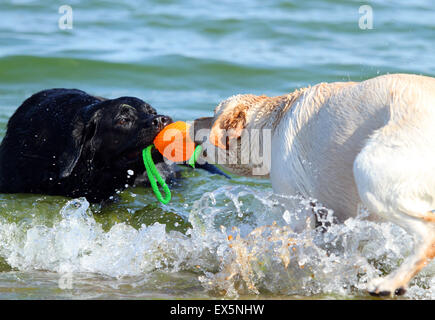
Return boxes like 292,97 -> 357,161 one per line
0,88 -> 225,203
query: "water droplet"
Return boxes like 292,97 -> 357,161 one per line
282,210 -> 291,224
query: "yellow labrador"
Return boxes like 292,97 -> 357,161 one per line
192,73 -> 435,296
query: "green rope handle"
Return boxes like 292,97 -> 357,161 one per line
188,144 -> 203,168
143,145 -> 171,204
143,144 -> 203,204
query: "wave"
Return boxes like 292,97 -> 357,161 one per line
1,186 -> 434,299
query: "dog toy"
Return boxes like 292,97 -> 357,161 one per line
153,121 -> 195,162
142,121 -> 203,204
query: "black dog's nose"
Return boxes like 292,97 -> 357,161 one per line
151,115 -> 172,131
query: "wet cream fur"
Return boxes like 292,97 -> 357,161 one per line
200,73 -> 435,296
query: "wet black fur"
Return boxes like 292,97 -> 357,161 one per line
0,88 -> 172,203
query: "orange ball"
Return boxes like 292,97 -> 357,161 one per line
153,121 -> 195,162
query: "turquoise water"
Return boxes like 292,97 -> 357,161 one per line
0,0 -> 434,299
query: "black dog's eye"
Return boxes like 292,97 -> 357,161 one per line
117,118 -> 131,126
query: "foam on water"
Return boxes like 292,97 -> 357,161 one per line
0,186 -> 434,299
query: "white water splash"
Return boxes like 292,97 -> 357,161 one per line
0,187 -> 434,299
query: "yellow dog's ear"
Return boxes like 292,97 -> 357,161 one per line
209,104 -> 248,150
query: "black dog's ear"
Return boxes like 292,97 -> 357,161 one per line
58,108 -> 102,179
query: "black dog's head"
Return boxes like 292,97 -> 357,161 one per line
60,97 -> 172,178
